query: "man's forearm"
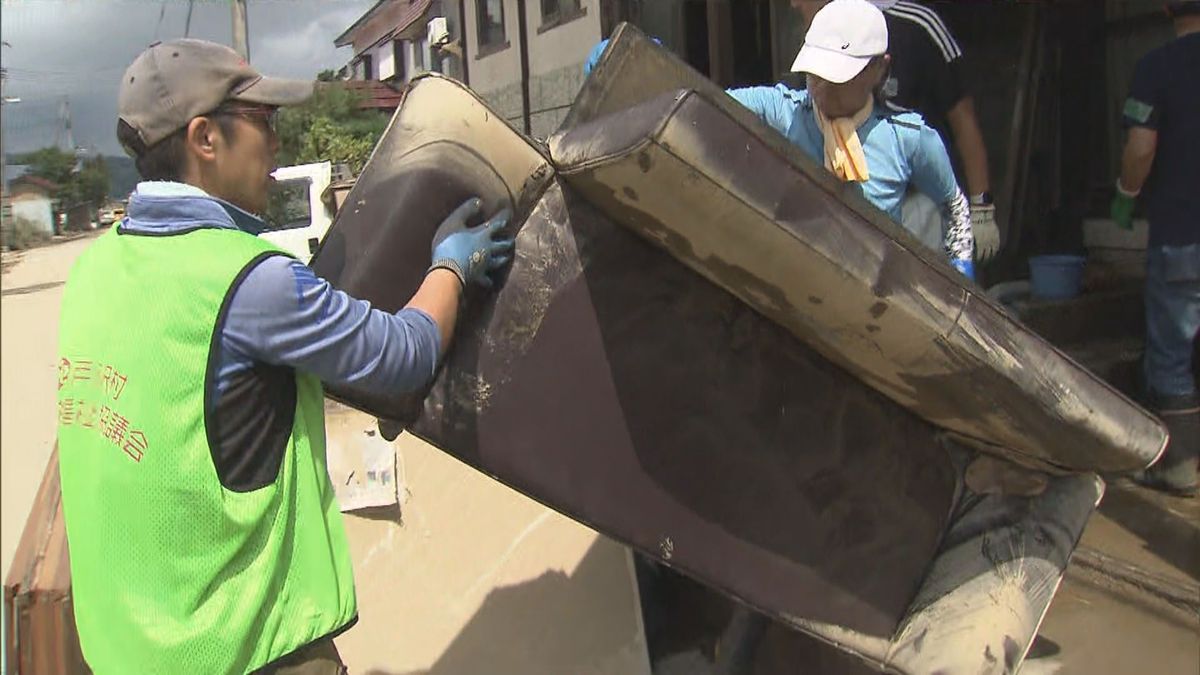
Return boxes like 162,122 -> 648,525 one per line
405,268 -> 462,357
1118,127 -> 1159,194
946,96 -> 991,197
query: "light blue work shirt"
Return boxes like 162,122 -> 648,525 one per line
122,182 -> 442,413
727,84 -> 959,223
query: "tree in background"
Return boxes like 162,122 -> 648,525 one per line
13,148 -> 110,205
275,83 -> 388,177
69,157 -> 111,207
14,147 -> 77,187
11,147 -> 111,230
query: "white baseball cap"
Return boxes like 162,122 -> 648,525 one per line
791,0 -> 889,84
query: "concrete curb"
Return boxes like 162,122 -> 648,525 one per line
1071,546 -> 1200,615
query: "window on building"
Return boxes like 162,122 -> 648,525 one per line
360,53 -> 374,80
540,0 -> 581,24
412,38 -> 426,72
476,0 -> 506,50
393,39 -> 406,80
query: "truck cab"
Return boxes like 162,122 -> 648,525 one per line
260,161 -> 334,264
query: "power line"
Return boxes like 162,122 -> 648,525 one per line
184,0 -> 195,38
154,0 -> 168,41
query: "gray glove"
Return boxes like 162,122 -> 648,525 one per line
972,204 -> 1000,262
429,198 -> 514,288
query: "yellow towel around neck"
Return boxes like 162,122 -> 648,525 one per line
813,98 -> 873,183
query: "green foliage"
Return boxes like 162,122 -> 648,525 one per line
70,157 -> 111,206
11,147 -> 111,207
13,147 -> 77,185
275,84 -> 389,175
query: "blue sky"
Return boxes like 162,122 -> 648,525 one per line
1,0 -> 375,156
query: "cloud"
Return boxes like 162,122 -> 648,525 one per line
254,2 -> 372,78
1,0 -> 373,155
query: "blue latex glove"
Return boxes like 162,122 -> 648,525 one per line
951,258 -> 975,281
429,198 -> 514,289
584,39 -> 610,76
584,37 -> 661,76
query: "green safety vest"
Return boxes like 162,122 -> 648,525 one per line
56,226 -> 356,674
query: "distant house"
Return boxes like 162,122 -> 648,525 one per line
335,0 -> 462,86
334,0 -> 602,138
7,175 -> 59,236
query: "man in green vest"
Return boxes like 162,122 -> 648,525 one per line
55,39 -> 513,674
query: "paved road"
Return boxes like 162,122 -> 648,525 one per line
1,233 -> 99,572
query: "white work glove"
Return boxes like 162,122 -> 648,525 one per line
971,202 -> 1000,262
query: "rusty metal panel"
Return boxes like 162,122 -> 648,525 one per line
553,27 -> 1166,474
311,74 -> 959,639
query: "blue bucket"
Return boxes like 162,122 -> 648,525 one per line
1029,254 -> 1086,300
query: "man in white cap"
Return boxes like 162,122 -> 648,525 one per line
792,0 -> 1000,264
731,0 -> 975,279
55,39 -> 513,673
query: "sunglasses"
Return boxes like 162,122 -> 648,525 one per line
213,104 -> 279,133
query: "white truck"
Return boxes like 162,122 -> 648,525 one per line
260,161 -> 335,264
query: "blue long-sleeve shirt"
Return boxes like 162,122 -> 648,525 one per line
122,182 -> 441,409
727,84 -> 973,264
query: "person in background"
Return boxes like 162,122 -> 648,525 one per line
731,0 -> 975,278
585,0 -> 973,278
56,39 -> 514,673
1111,1 -> 1200,497
791,0 -> 1000,264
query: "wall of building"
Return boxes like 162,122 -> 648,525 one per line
526,0 -> 601,137
465,0 -> 525,125
464,0 -> 601,138
10,195 -> 54,235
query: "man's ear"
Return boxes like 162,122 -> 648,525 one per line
872,54 -> 892,85
185,116 -> 219,163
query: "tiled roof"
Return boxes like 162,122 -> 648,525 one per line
324,80 -> 405,111
335,0 -> 434,53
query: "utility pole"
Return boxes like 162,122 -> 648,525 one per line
185,0 -> 196,38
231,0 -> 250,62
55,97 -> 76,154
1,40 -> 16,229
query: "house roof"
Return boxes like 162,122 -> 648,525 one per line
324,80 -> 405,111
335,0 -> 388,47
335,0 -> 434,54
10,175 -> 60,193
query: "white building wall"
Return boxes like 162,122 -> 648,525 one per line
11,196 -> 54,235
525,0 -> 601,137
465,0 -> 524,124
464,0 -> 601,137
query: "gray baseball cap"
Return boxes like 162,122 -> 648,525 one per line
118,39 -> 313,152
